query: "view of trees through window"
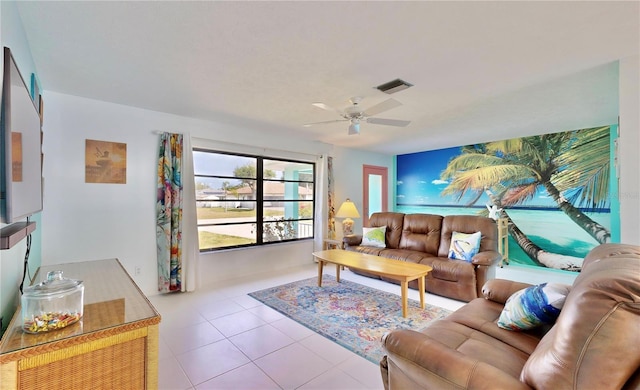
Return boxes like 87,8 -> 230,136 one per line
193,149 -> 315,251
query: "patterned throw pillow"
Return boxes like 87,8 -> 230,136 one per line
361,226 -> 386,248
498,283 -> 571,331
448,231 -> 482,261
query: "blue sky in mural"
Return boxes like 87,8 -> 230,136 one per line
397,147 -> 557,208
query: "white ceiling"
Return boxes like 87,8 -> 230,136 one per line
15,1 -> 640,155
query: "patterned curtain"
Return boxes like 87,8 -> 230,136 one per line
157,133 -> 183,293
327,156 -> 336,239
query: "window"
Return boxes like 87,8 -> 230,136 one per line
193,149 -> 315,251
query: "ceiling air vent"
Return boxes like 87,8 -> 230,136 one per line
376,78 -> 413,94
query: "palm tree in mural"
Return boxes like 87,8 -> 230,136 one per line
440,127 -> 611,268
484,187 -> 583,270
550,126 -> 611,234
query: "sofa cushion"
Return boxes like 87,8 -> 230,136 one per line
350,246 -> 385,256
439,215 -> 498,258
398,213 -> 442,255
381,328 -> 533,390
377,249 -> 425,263
369,212 -> 405,249
440,298 -> 544,357
521,243 -> 640,389
415,318 -> 532,379
448,231 -> 482,261
361,226 -> 386,247
497,283 -> 570,331
419,256 -> 476,283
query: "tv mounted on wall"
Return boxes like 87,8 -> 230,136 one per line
1,47 -> 43,224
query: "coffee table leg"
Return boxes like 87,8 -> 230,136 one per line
336,264 -> 341,282
418,276 -> 425,309
317,260 -> 324,287
401,281 -> 408,318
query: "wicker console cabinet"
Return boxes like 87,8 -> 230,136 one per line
0,259 -> 161,389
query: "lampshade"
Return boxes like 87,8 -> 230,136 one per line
336,198 -> 360,218
336,198 -> 360,236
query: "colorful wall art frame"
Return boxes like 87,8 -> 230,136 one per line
396,125 -> 619,273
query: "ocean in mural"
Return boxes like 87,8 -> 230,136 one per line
396,126 -> 617,272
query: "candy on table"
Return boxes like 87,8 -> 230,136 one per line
23,311 -> 81,333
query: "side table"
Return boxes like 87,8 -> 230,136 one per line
323,238 -> 344,250
0,259 -> 160,390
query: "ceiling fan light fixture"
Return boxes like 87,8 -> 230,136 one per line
348,122 -> 360,135
376,78 -> 413,94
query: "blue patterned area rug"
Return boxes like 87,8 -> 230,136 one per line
248,275 -> 452,364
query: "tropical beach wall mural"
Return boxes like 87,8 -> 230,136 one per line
396,125 -> 619,273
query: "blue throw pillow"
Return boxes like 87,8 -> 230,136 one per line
448,231 -> 481,262
498,283 -> 571,331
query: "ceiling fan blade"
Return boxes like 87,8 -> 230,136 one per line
363,98 -> 402,116
366,117 -> 411,127
303,119 -> 348,127
312,102 -> 344,115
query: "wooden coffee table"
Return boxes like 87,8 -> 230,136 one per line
312,249 -> 433,318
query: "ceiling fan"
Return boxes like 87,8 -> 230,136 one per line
303,96 -> 411,135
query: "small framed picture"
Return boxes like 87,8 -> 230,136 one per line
85,139 -> 127,184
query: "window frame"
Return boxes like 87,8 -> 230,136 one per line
193,148 -> 315,252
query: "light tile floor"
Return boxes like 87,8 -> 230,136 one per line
149,262 -> 465,390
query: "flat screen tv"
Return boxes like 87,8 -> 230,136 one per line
1,47 -> 43,224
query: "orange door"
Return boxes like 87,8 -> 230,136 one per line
363,165 -> 388,227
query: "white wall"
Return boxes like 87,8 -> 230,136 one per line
42,92 -> 160,297
619,55 -> 640,245
330,146 -> 395,237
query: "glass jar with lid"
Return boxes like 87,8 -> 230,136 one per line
21,270 -> 84,334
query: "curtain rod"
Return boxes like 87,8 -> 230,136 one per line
152,131 -> 324,159
152,130 -> 182,135
191,136 -> 323,160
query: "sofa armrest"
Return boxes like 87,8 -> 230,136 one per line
343,235 -> 362,247
481,279 -> 533,304
471,250 -> 502,266
381,329 -> 530,389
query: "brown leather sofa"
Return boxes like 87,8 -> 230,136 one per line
343,212 -> 502,302
380,243 -> 640,389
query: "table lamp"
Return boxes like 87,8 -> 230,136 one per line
335,198 -> 360,236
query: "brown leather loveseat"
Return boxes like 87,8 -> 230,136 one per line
343,212 -> 502,302
380,243 -> 640,389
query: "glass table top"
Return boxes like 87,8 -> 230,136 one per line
0,258 -> 160,355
